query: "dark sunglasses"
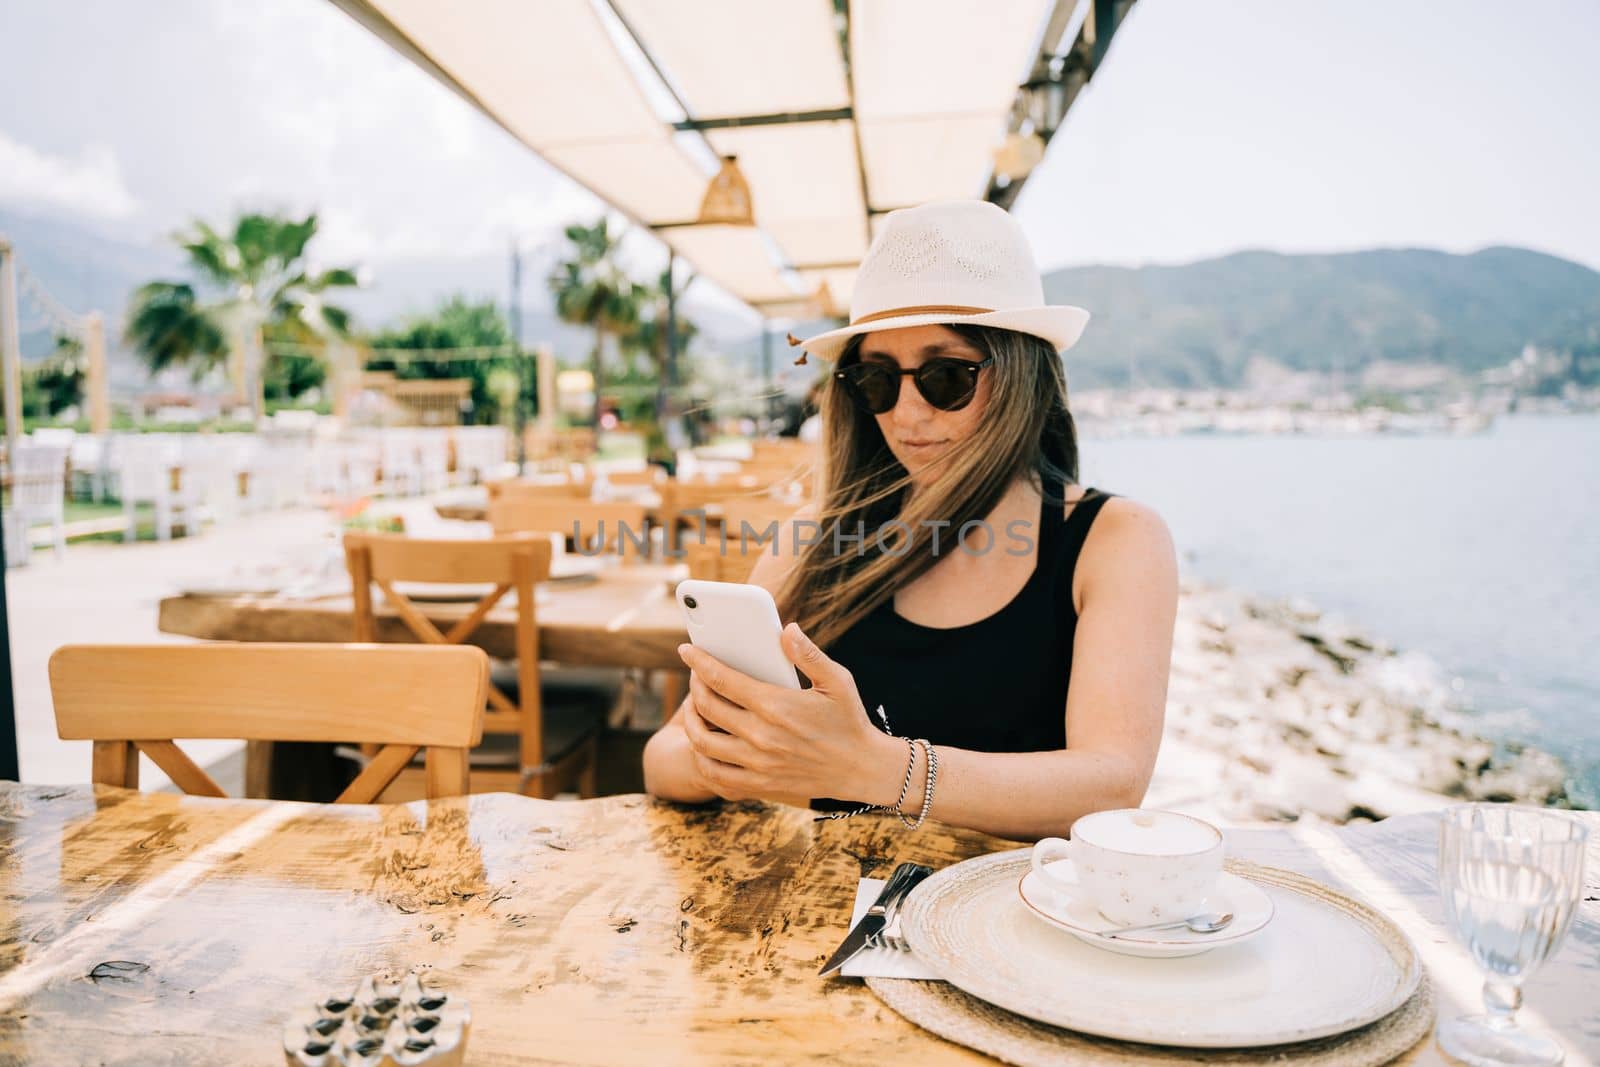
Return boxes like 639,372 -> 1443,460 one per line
833,356 -> 994,414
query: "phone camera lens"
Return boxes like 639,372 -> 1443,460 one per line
683,595 -> 698,610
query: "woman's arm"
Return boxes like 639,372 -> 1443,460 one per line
858,498 -> 1178,839
642,507 -> 814,803
671,498 -> 1177,839
641,700 -> 717,803
654,498 -> 1177,840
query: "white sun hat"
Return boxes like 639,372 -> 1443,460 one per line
789,200 -> 1090,363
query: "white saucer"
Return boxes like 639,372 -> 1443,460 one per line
1018,860 -> 1274,958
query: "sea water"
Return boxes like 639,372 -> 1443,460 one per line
1081,413 -> 1600,807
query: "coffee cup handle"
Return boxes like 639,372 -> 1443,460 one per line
1031,837 -> 1075,892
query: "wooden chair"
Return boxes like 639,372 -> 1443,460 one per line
730,462 -> 812,495
603,467 -> 666,489
344,533 -> 608,798
659,479 -> 754,550
750,439 -> 816,467
524,427 -> 596,465
683,541 -> 761,584
487,499 -> 650,561
486,477 -> 589,502
722,497 -> 803,543
49,643 -> 487,802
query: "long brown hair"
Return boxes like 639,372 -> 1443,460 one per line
776,324 -> 1078,648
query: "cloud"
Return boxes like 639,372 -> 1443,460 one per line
0,130 -> 140,221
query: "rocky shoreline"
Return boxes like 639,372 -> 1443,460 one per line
1147,580 -> 1578,826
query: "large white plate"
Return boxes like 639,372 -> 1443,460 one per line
901,850 -> 1420,1049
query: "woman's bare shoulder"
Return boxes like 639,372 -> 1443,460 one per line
1070,494 -> 1177,602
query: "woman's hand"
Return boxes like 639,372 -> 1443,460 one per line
677,622 -> 901,804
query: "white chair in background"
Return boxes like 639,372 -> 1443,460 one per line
116,435 -> 201,541
420,429 -> 454,493
308,442 -> 348,499
343,440 -> 381,497
378,429 -> 424,497
180,437 -> 239,525
258,441 -> 311,509
67,434 -> 116,502
7,440 -> 71,561
205,435 -> 275,516
31,427 -> 76,449
454,426 -> 511,485
230,436 -> 277,513
309,440 -> 379,500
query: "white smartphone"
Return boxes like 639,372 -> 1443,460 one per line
675,579 -> 801,690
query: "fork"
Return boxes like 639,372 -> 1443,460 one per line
865,865 -> 929,951
874,879 -> 916,952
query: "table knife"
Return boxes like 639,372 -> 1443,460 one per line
818,862 -> 933,977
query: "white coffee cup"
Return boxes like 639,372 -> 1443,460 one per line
1031,809 -> 1224,927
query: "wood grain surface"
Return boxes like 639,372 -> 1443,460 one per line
0,785 -> 1594,1066
158,564 -> 690,669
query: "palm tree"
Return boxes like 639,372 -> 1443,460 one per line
548,218 -> 640,429
621,265 -> 699,463
621,266 -> 698,381
125,212 -> 358,420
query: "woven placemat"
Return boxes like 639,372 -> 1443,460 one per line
868,972 -> 1432,1066
867,858 -> 1436,1066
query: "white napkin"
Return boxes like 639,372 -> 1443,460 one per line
838,877 -> 941,980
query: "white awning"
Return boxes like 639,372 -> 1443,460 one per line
328,0 -> 1134,318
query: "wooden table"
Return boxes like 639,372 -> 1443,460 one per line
433,488 -> 727,530
158,564 -> 690,669
0,784 -> 1595,1065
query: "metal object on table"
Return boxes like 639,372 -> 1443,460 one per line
283,972 -> 470,1066
873,880 -> 919,952
819,862 -> 933,976
3,785 -> 1596,1065
1099,910 -> 1234,939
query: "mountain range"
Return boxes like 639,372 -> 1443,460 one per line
5,210 -> 1597,391
1040,247 -> 1600,387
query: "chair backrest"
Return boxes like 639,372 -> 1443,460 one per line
487,498 -> 650,560
69,433 -> 106,471
115,435 -> 183,499
663,478 -> 765,514
31,428 -> 77,449
603,467 -> 665,489
684,540 -> 763,583
50,643 -> 487,802
486,478 -> 588,502
416,429 -> 450,472
9,443 -> 69,509
721,497 -> 802,544
749,439 -> 815,467
345,533 -> 553,770
454,426 -> 509,481
730,461 -> 812,494
683,497 -> 804,581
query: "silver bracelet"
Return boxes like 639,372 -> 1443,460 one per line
896,740 -> 938,831
814,734 -> 916,822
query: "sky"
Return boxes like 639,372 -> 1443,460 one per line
1,0 -> 1598,332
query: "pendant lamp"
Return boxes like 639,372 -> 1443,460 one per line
697,156 -> 755,226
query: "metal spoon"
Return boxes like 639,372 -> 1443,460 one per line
1099,911 -> 1234,939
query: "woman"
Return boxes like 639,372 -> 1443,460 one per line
644,201 -> 1177,841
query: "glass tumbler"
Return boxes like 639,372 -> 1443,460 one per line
1437,803 -> 1589,1066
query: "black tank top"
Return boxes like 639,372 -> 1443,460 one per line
822,482 -> 1114,761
